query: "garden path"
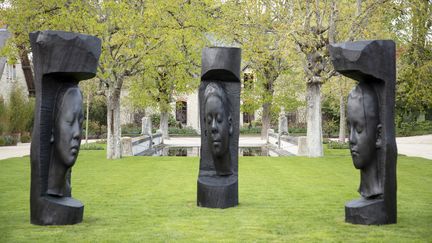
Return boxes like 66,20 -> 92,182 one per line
396,134 -> 432,160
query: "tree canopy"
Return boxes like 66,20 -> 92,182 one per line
1,0 -> 431,158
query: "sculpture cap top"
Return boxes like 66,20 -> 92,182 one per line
329,40 -> 395,82
30,30 -> 102,81
201,47 -> 241,82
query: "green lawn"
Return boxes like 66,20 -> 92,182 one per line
0,149 -> 431,242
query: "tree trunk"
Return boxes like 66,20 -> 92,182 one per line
261,102 -> 271,140
106,86 -> 122,159
356,0 -> 362,16
19,48 -> 35,97
306,82 -> 323,157
160,111 -> 169,139
85,92 -> 90,144
338,91 -> 346,143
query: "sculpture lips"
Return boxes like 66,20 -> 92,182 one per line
71,146 -> 79,154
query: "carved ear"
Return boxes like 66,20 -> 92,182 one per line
375,124 -> 382,148
228,115 -> 233,135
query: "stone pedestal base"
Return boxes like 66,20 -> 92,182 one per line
345,198 -> 387,225
197,174 -> 238,209
31,196 -> 84,225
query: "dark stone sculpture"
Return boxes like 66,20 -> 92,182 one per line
329,40 -> 397,225
29,31 -> 101,225
197,47 -> 241,208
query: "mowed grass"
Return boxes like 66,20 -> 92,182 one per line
0,148 -> 431,242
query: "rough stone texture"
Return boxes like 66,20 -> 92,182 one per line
278,109 -> 288,136
197,47 -> 241,208
297,136 -> 308,156
121,137 -> 133,156
29,31 -> 101,225
141,117 -> 152,136
329,40 -> 397,225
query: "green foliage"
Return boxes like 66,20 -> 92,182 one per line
0,135 -> 19,146
1,153 -> 432,241
0,96 -> 9,134
288,126 -> 307,135
20,134 -> 31,143
395,0 -> 432,115
8,83 -> 34,133
323,119 -> 339,138
327,140 -> 350,149
127,0 -> 215,114
121,123 -> 141,136
80,143 -> 104,150
217,1 -> 295,133
240,126 -> 261,134
90,97 -> 107,127
86,120 -> 107,139
397,120 -> 432,137
168,126 -> 198,136
150,113 -> 176,128
0,85 -> 34,135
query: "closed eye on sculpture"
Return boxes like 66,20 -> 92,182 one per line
217,115 -> 222,123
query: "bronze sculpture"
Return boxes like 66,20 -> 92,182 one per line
29,31 -> 101,225
197,47 -> 241,208
330,40 -> 397,225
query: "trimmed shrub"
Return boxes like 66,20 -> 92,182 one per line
240,126 -> 261,134
0,135 -> 19,146
288,126 -> 307,134
168,126 -> 198,136
397,120 -> 432,136
121,123 -> 141,136
327,141 -> 349,149
80,143 -> 104,150
20,134 -> 31,143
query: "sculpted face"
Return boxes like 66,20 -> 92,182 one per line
347,84 -> 381,169
204,83 -> 232,158
53,88 -> 84,167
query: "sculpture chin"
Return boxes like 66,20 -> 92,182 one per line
351,153 -> 374,170
66,156 -> 77,167
211,143 -> 224,157
351,155 -> 363,170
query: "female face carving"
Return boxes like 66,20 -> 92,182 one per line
205,95 -> 230,157
53,88 -> 84,167
204,83 -> 232,158
347,84 -> 381,169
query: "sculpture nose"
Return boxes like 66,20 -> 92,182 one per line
72,121 -> 80,140
349,128 -> 356,145
211,119 -> 218,133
